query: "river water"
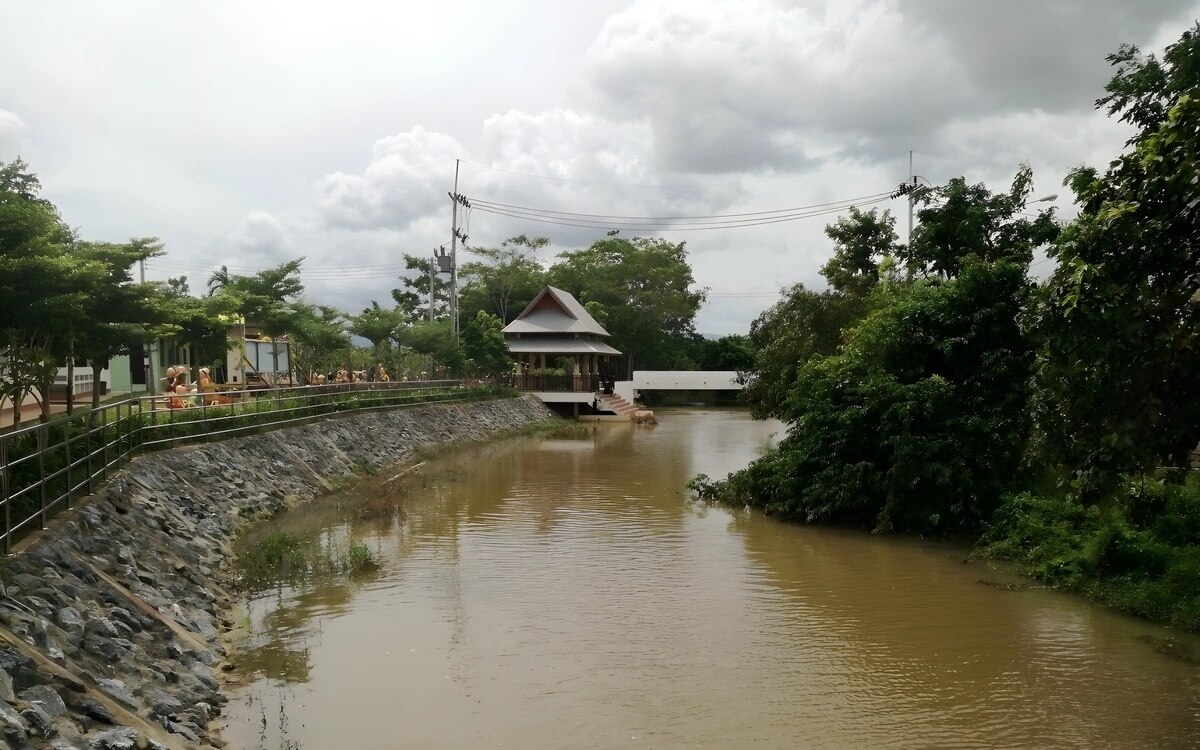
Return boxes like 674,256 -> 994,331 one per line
222,408 -> 1200,749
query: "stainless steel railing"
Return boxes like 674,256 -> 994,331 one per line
0,380 -> 503,554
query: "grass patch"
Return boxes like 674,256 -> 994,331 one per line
236,531 -> 314,584
234,530 -> 383,588
347,542 -> 380,573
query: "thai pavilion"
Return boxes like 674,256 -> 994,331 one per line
503,286 -> 621,396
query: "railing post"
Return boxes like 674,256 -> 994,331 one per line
101,408 -> 109,482
37,423 -> 47,530
1,438 -> 10,555
84,411 -> 94,495
64,417 -> 73,509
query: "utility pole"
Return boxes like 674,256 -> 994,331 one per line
907,149 -> 914,246
449,159 -> 460,339
428,249 -> 436,323
140,257 -> 156,397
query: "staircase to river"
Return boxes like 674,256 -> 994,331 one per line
596,392 -> 639,419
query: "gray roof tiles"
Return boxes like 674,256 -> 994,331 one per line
502,286 -> 612,337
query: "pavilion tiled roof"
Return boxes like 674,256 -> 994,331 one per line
502,286 -> 612,337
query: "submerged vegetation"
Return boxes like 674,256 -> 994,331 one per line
234,530 -> 381,587
697,26 -> 1200,629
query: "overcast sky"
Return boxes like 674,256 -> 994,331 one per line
2,1 -> 1197,334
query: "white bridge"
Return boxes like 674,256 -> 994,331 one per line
614,371 -> 743,404
516,370 -> 743,420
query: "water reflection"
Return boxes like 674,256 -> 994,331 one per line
224,410 -> 1200,750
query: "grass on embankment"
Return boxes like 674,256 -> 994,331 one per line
980,472 -> 1200,631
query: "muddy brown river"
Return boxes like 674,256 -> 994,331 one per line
222,408 -> 1200,749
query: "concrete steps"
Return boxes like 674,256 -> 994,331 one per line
596,393 -> 639,418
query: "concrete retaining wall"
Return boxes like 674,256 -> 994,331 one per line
0,396 -> 557,749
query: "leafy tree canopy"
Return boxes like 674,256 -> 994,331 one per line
1033,25 -> 1200,492
459,235 -> 548,324
549,237 -> 706,375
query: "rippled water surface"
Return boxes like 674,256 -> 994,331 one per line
223,409 -> 1200,749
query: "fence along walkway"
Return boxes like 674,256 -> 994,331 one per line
0,380 -> 497,554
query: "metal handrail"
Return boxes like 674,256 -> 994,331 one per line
0,379 -> 503,554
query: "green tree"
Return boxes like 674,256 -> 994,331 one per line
697,334 -> 756,372
743,208 -> 901,418
462,311 -> 512,377
350,301 -> 406,359
0,159 -> 101,422
166,293 -> 235,374
709,169 -> 1053,534
207,259 -> 306,383
903,165 -> 1059,278
709,258 -> 1034,534
548,237 -> 706,376
459,235 -> 548,323
398,320 -> 466,376
73,238 -> 179,408
392,253 -> 450,323
820,207 -> 900,295
1033,26 -> 1200,493
289,304 -> 351,383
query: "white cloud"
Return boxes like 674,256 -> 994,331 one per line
231,210 -> 292,258
0,108 -> 29,152
315,127 -> 465,231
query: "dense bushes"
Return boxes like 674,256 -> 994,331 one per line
696,259 -> 1032,535
982,475 -> 1200,629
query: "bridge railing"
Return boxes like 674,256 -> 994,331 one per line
0,380 -> 500,554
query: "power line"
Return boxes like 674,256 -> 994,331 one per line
470,196 -> 893,232
148,259 -> 410,272
469,191 -> 894,222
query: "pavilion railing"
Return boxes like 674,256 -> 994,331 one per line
509,373 -> 602,393
0,379 -> 503,554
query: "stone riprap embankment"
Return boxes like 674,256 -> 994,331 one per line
0,396 -> 557,749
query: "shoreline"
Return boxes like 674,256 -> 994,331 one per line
0,396 -> 557,749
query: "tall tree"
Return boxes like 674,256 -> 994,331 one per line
207,259 -> 306,382
397,320 -> 466,375
289,304 -> 351,383
462,311 -> 512,377
743,209 -> 900,418
349,300 -> 406,367
820,207 -> 900,295
73,238 -> 178,407
0,159 -> 101,422
1033,26 -> 1200,492
549,237 -> 706,376
903,165 -> 1059,279
391,253 -> 450,323
458,235 -> 548,323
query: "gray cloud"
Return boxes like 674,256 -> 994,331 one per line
587,0 -> 1195,171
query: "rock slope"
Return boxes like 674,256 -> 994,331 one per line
0,396 -> 556,748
